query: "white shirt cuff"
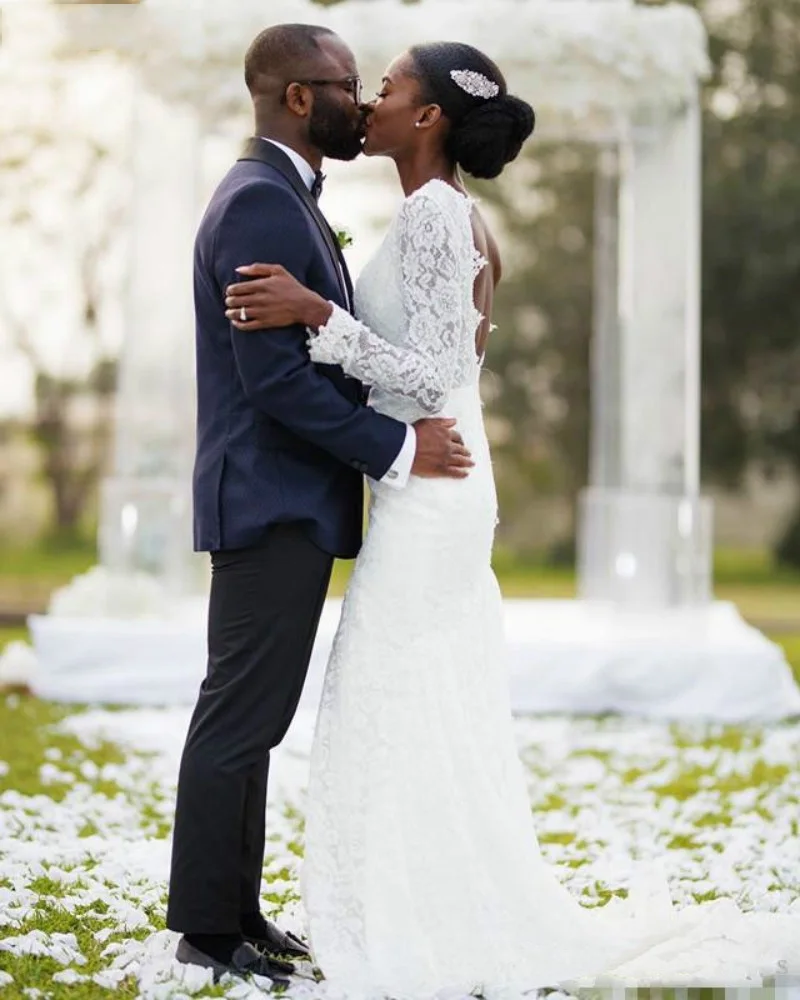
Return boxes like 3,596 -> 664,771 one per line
378,425 -> 415,490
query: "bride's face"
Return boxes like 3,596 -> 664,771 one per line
362,53 -> 428,158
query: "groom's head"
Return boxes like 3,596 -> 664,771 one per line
245,24 -> 364,162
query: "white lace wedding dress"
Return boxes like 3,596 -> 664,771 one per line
300,179 -> 799,999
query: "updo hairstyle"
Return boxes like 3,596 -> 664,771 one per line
408,41 -> 535,179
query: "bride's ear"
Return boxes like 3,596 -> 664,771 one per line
415,104 -> 443,131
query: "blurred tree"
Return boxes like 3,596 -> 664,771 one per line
0,19 -> 128,543
475,0 -> 800,563
692,0 -> 800,564
30,363 -> 116,542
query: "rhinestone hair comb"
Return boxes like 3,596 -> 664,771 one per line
449,69 -> 500,100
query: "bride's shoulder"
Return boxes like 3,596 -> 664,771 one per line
397,179 -> 473,231
405,178 -> 472,210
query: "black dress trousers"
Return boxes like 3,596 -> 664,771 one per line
167,523 -> 333,933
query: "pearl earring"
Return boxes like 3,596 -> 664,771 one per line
414,121 -> 421,129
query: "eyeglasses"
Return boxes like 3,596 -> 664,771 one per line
292,76 -> 363,104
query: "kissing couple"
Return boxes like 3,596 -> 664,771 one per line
166,21 -> 799,998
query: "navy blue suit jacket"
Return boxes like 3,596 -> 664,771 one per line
192,138 -> 406,557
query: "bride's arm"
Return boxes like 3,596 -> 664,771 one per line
308,192 -> 465,415
226,191 -> 467,416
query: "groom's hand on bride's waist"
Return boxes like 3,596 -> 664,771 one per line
411,418 -> 473,479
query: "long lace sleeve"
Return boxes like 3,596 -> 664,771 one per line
308,187 -> 472,415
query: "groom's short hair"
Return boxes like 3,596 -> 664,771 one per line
245,23 -> 336,93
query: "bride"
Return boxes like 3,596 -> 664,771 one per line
224,40 -> 799,1000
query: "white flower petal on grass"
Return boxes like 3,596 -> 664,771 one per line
0,970 -> 13,986
0,930 -> 85,966
0,641 -> 37,687
38,762 -> 76,785
51,968 -> 88,984
251,973 -> 276,991
3,704 -> 800,996
226,980 -> 271,999
175,962 -> 216,993
92,967 -> 127,989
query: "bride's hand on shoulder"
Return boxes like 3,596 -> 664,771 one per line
225,263 -> 332,331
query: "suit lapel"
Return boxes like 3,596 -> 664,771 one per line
319,214 -> 355,315
238,137 -> 351,311
329,228 -> 355,311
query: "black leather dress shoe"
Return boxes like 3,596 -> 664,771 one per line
246,919 -> 311,960
176,937 -> 293,986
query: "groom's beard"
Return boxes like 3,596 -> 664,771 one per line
309,94 -> 364,162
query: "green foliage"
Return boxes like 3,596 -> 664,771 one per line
693,0 -> 800,561
696,0 -> 800,489
473,0 -> 800,561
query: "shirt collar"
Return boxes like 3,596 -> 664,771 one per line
260,138 -> 316,192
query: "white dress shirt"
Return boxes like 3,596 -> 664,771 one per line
260,138 -> 416,490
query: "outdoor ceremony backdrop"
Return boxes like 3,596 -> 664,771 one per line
0,0 -> 798,567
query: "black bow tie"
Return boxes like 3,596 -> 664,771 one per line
311,170 -> 325,201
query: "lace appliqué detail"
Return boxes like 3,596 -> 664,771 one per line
307,180 -> 482,420
308,303 -> 450,415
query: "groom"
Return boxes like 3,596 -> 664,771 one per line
167,23 -> 472,983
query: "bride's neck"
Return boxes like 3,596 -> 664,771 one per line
394,149 -> 461,198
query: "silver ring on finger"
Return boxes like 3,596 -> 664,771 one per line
239,306 -> 248,322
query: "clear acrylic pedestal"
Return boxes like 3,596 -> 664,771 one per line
98,476 -> 207,596
577,487 -> 713,608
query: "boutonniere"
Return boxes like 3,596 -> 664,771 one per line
333,226 -> 354,251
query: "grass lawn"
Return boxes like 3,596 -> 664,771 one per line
0,693 -> 798,998
0,696 -> 173,999
0,546 -> 95,614
0,626 -> 28,649
1,544 -> 799,996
